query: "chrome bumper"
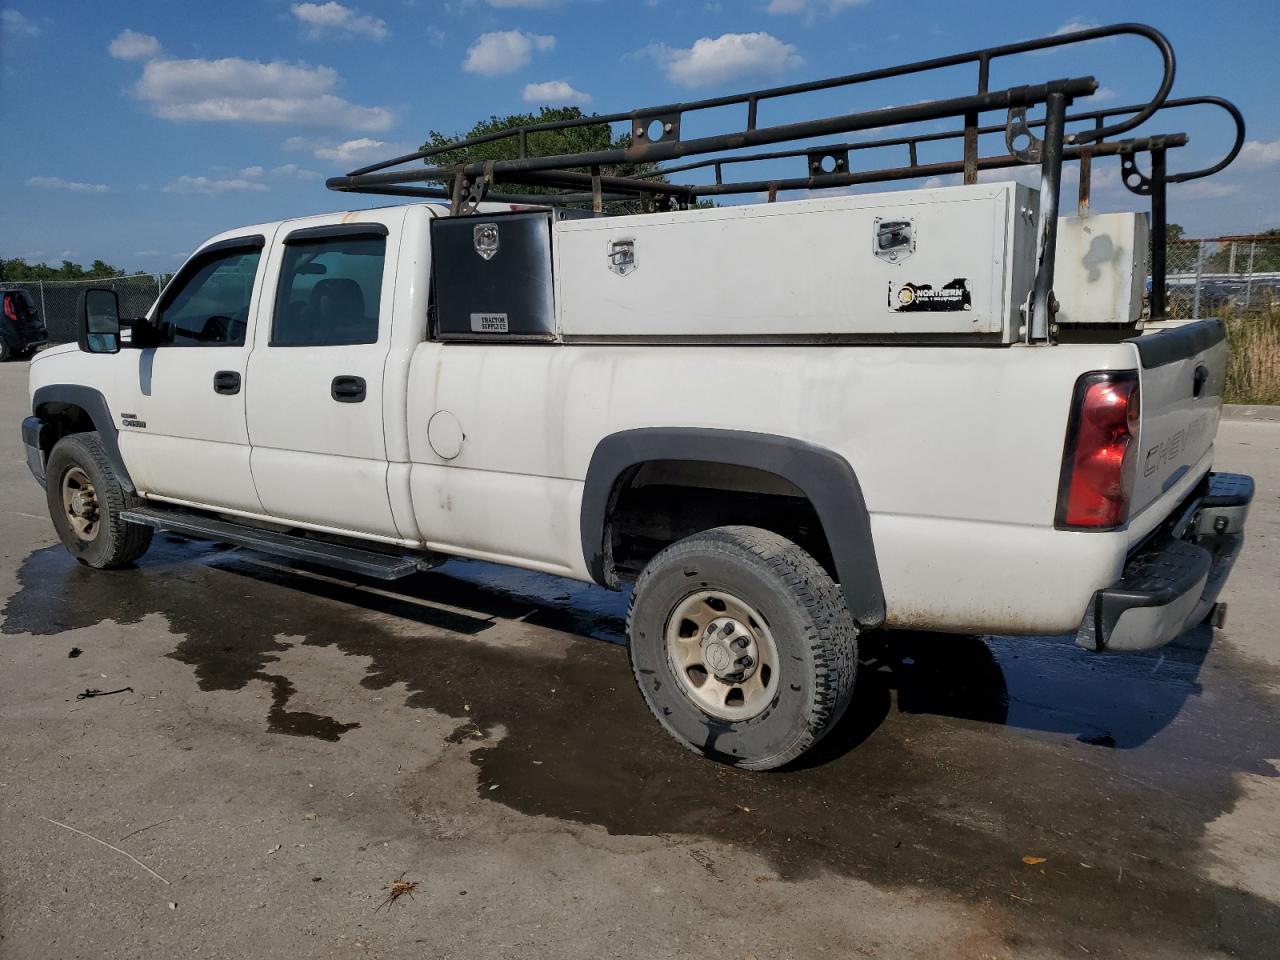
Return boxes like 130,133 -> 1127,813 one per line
1075,472 -> 1253,652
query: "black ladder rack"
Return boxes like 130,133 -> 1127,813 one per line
327,22 -> 1243,328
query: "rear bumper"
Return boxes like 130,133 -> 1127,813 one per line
1075,471 -> 1253,652
2,324 -> 46,352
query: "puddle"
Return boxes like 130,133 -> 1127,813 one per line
5,537 -> 1280,957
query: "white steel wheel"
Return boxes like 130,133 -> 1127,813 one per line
628,525 -> 858,771
44,432 -> 153,569
61,466 -> 101,542
665,589 -> 780,722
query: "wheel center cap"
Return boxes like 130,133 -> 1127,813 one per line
704,640 -> 732,673
701,617 -> 759,682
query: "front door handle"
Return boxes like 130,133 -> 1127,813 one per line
213,370 -> 241,395
331,375 -> 366,403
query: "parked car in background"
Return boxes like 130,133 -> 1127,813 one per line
1,288 -> 48,361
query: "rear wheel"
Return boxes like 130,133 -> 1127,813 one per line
627,525 -> 858,771
0,339 -> 11,362
45,432 -> 153,568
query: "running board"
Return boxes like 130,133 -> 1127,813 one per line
120,507 -> 433,581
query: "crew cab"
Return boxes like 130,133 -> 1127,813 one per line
20,187 -> 1253,769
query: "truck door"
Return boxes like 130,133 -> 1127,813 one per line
116,235 -> 268,511
244,216 -> 403,539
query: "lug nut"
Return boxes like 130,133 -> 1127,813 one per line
737,656 -> 753,668
733,637 -> 750,649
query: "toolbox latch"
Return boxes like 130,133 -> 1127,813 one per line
607,238 -> 637,276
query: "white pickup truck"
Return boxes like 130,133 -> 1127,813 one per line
19,26 -> 1256,768
19,185 -> 1253,769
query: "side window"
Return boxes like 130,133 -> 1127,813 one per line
272,234 -> 385,347
156,247 -> 261,346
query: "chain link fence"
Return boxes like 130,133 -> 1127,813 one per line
1162,236 -> 1280,320
6,275 -> 165,344
11,238 -> 1280,341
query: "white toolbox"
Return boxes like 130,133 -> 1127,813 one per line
553,182 -> 1040,343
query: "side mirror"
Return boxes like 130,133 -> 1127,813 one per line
78,289 -> 121,354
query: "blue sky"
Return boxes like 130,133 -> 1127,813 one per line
2,0 -> 1277,273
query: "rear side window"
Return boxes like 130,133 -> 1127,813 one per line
272,235 -> 386,346
157,248 -> 261,346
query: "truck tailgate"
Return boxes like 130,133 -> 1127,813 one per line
1129,320 -> 1226,519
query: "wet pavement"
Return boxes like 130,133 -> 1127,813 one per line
2,360 -> 1279,959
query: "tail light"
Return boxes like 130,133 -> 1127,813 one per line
2,294 -> 16,323
1055,371 -> 1141,530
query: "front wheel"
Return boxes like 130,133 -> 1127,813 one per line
45,432 -> 153,568
627,525 -> 858,771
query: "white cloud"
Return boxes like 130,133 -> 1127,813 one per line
108,29 -> 162,61
312,137 -> 390,164
1,9 -> 40,38
766,0 -> 867,13
239,165 -> 265,178
1026,20 -> 1110,55
655,33 -> 802,89
1053,19 -> 1101,36
163,175 -> 269,194
272,163 -> 322,179
134,57 -> 393,131
1237,140 -> 1280,170
291,2 -> 388,40
26,176 -> 110,194
1083,86 -> 1116,103
463,30 -> 555,76
1180,181 -> 1240,200
522,80 -> 590,105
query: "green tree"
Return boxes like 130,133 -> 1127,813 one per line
1205,228 -> 1280,274
421,106 -> 675,211
0,257 -> 133,281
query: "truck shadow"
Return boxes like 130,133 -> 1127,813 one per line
5,537 -> 1280,957
806,623 -> 1219,767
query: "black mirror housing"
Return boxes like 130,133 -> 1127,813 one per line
78,288 -> 122,354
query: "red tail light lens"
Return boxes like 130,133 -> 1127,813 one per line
2,294 -> 16,323
1056,371 -> 1140,530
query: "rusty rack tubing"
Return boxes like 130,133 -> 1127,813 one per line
328,23 -> 1188,340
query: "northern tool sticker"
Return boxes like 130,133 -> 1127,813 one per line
889,278 -> 972,312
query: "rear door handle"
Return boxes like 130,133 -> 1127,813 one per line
331,375 -> 366,403
213,370 -> 241,395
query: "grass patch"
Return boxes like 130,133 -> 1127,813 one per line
1224,306 -> 1280,405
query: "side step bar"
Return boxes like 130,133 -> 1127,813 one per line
120,507 -> 434,581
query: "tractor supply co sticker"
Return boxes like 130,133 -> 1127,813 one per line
889,278 -> 972,312
470,312 -> 509,333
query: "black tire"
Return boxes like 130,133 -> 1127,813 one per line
45,432 -> 153,569
627,525 -> 858,771
0,339 -> 11,362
